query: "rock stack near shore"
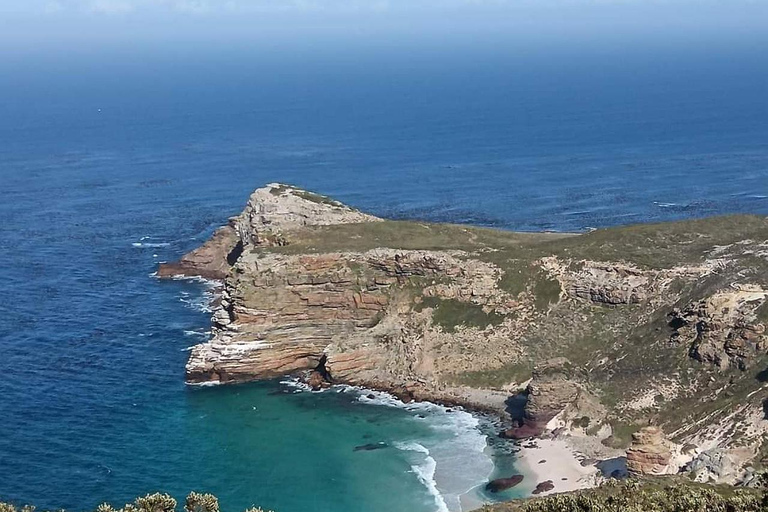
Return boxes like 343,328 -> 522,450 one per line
626,426 -> 673,476
503,358 -> 580,439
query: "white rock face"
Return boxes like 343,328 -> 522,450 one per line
235,183 -> 381,246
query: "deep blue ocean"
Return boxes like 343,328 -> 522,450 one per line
1,39 -> 767,512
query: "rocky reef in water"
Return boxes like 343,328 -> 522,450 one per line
160,183 -> 768,487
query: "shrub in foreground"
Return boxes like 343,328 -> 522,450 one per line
1,493 -> 270,512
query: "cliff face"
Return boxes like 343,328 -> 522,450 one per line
161,184 -> 768,477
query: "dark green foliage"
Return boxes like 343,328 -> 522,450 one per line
0,494 -> 268,512
450,363 -> 533,388
575,416 -> 591,428
483,478 -> 768,512
417,297 -> 505,333
532,272 -> 561,311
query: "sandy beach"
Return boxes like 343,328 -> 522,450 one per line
514,438 -> 603,496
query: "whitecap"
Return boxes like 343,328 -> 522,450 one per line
396,443 -> 450,512
178,285 -> 219,313
280,377 -> 313,393
186,380 -> 221,387
183,329 -> 210,339
132,242 -> 171,248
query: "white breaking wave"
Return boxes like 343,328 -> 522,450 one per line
279,377 -> 313,393
178,284 -> 219,313
396,442 -> 450,512
186,380 -> 221,387
178,293 -> 214,313
288,383 -> 494,512
132,241 -> 171,248
183,329 -> 210,339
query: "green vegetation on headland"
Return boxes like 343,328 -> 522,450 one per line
483,478 -> 768,512
415,296 -> 506,333
268,183 -> 346,208
260,214 -> 768,269
246,213 -> 768,448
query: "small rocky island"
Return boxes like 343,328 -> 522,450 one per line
160,183 -> 768,492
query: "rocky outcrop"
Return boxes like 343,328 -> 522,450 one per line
684,448 -> 739,483
235,183 -> 380,247
184,244 -> 497,385
503,358 -> 580,439
485,475 -> 524,493
185,251 -> 389,384
159,183 -> 379,280
569,263 -> 648,305
157,224 -> 240,279
531,481 -> 555,495
626,426 -> 673,475
669,285 -> 768,370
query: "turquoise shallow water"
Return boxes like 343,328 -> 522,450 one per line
1,40 -> 768,512
136,379 -> 505,512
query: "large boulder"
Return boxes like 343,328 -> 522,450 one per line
532,480 -> 555,495
684,448 -> 739,483
485,475 -> 524,493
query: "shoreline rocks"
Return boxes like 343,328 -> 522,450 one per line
532,480 -> 555,495
157,224 -> 239,280
485,475 -> 524,493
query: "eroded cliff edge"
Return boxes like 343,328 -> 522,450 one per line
160,183 -> 768,483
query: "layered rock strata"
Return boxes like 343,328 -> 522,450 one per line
626,426 -> 674,476
159,184 -> 768,477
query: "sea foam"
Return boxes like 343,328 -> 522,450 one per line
396,442 -> 450,512
287,383 -> 494,512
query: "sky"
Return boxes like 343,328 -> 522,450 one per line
1,0 -> 767,51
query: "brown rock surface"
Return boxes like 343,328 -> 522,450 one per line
504,358 -> 580,439
306,370 -> 330,390
626,426 -> 673,475
157,224 -> 239,280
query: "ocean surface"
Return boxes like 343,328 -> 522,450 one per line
1,40 -> 767,512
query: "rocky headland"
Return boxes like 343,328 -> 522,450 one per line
160,183 -> 768,494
